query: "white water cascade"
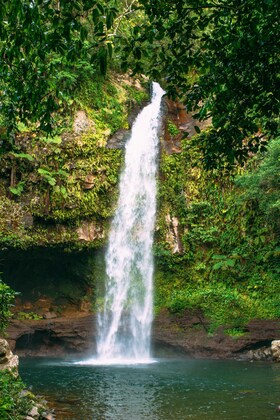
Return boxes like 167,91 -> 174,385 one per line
96,82 -> 165,364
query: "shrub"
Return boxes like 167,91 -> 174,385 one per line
0,280 -> 17,334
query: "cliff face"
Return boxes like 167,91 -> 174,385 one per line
1,75 -> 279,359
6,311 -> 280,361
0,74 -> 149,251
0,87 -> 209,318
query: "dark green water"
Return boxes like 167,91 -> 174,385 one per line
20,358 -> 280,420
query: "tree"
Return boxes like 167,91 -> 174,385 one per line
0,0 -> 119,140
124,0 -> 280,167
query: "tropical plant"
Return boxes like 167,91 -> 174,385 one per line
123,0 -> 280,166
0,0 -> 120,139
0,280 -> 17,333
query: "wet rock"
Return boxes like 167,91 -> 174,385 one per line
153,310 -> 280,359
77,221 -> 104,242
5,311 -> 280,360
42,414 -> 55,420
19,390 -> 32,398
21,213 -> 34,228
6,315 -> 96,357
165,214 -> 184,254
43,312 -> 57,320
107,129 -> 130,149
28,406 -> 39,418
271,340 -> 280,362
161,97 -> 211,154
247,346 -> 272,361
0,338 -> 19,374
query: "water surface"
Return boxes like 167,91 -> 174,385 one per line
20,358 -> 280,420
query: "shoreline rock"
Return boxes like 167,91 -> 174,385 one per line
0,338 -> 19,374
271,340 -> 280,362
5,310 -> 280,361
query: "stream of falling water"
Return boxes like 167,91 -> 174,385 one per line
94,82 -> 165,364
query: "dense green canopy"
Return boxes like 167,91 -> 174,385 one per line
126,0 -> 280,166
0,0 -> 279,165
0,0 -> 119,137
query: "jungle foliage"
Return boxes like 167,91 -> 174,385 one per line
1,0 -> 279,166
0,0 -> 122,138
0,280 -> 17,333
0,0 -> 279,330
154,135 -> 280,328
0,370 -> 40,420
125,0 -> 280,167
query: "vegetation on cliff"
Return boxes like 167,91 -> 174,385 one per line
0,370 -> 43,420
124,0 -> 280,167
155,135 -> 280,330
0,0 -> 279,332
0,74 -> 148,249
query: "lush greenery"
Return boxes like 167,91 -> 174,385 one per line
0,74 -> 148,249
124,0 -> 280,167
1,1 -> 279,166
0,277 -> 39,420
0,0 -> 279,333
0,370 -> 43,420
0,3 -> 278,417
154,135 -> 280,329
0,280 -> 17,333
0,0 -> 122,138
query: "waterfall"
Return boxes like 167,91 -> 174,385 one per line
96,82 -> 165,363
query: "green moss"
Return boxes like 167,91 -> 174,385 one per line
167,121 -> 181,136
224,327 -> 247,338
16,311 -> 43,320
0,73 -> 148,250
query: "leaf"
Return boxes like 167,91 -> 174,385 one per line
106,12 -> 114,30
194,126 -> 201,134
92,8 -> 100,22
107,42 -> 113,58
48,177 -> 56,186
212,262 -> 223,270
10,152 -> 34,161
226,259 -> 236,267
9,181 -> 25,196
80,26 -> 88,42
212,254 -> 226,260
99,51 -> 108,75
41,136 -> 62,145
38,168 -> 50,176
134,47 -> 141,60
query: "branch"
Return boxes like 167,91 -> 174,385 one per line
108,0 -> 139,37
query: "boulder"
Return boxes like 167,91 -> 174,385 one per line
271,340 -> 280,362
73,110 -> 94,135
0,338 -> 19,374
28,406 -> 39,418
43,312 -> 57,320
77,221 -> 104,242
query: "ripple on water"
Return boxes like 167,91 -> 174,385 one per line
19,358 -> 280,420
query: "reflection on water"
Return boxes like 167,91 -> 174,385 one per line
20,359 -> 280,420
